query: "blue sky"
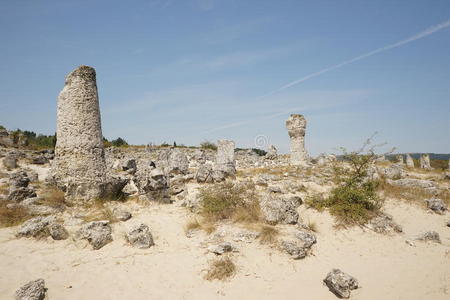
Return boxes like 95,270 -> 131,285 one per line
0,0 -> 449,155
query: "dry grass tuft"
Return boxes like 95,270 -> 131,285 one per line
0,184 -> 8,197
184,218 -> 201,232
306,220 -> 318,232
38,186 -> 66,208
258,225 -> 279,245
199,181 -> 260,223
0,202 -> 31,228
83,207 -> 117,223
184,218 -> 217,234
204,257 -> 236,281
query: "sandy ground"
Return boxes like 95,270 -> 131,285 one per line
0,197 -> 449,300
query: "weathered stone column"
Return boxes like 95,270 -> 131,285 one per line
212,140 -> 236,181
419,154 -> 432,169
406,154 -> 414,168
286,114 -> 309,166
216,140 -> 235,171
396,154 -> 404,165
52,66 -> 107,200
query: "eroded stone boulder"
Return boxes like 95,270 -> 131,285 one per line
424,198 -> 447,214
260,194 -> 299,225
323,269 -> 359,299
126,223 -> 154,249
16,216 -> 56,239
15,278 -> 46,300
76,221 -> 112,250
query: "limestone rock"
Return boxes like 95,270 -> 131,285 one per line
126,223 -> 154,249
415,231 -> 441,243
294,230 -> 317,248
323,269 -> 359,299
286,114 -> 309,166
419,154 -> 432,169
167,149 -> 189,175
281,240 -> 307,259
214,139 -> 236,180
396,154 -> 404,165
367,214 -> 402,234
3,154 -> 17,169
196,162 -> 214,183
112,207 -> 132,221
52,65 -> 108,201
265,145 -> 278,160
208,242 -> 234,255
381,164 -> 405,179
406,154 -> 414,168
424,198 -> 447,214
260,194 -> 299,225
48,223 -> 69,240
121,159 -> 137,174
15,278 -> 46,300
76,221 -> 112,250
16,216 -> 56,239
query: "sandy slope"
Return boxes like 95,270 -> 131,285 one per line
0,199 -> 449,300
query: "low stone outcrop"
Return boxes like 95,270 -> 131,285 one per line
126,223 -> 154,249
76,221 -> 112,250
367,214 -> 402,234
3,153 -> 17,169
424,198 -> 447,214
265,145 -> 278,160
260,194 -> 299,225
323,269 -> 359,299
415,231 -> 441,243
419,154 -> 432,169
15,278 -> 46,300
406,154 -> 414,168
112,207 -> 132,221
208,242 -> 234,255
281,240 -> 307,259
16,216 -> 56,239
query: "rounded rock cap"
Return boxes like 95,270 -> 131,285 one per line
65,65 -> 96,84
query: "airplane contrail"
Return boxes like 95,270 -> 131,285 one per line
277,19 -> 450,91
204,19 -> 450,134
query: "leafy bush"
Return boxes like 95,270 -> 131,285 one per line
200,141 -> 217,150
111,137 -> 128,147
252,148 -> 267,156
307,137 -> 387,226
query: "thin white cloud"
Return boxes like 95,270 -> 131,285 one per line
204,46 -> 296,69
204,20 -> 450,133
277,19 -> 450,91
203,89 -> 371,134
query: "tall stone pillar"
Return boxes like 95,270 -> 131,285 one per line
419,154 -> 432,169
405,154 -> 414,168
286,114 -> 309,166
53,66 -> 107,200
396,154 -> 404,165
216,140 -> 235,173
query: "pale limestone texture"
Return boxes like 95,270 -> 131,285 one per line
286,114 -> 309,166
419,154 -> 432,169
52,66 -> 107,201
406,154 -> 414,168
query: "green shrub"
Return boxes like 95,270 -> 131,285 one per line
200,141 -> 217,150
111,137 -> 128,147
252,148 -> 267,156
307,137 -> 387,226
